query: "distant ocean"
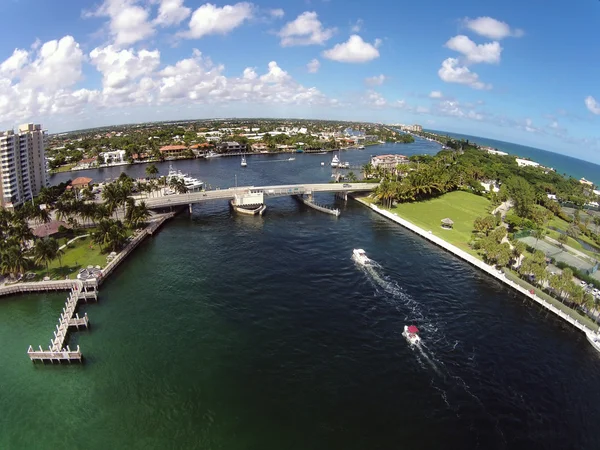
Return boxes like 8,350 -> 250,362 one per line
427,129 -> 600,186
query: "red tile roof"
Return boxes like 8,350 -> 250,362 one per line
71,177 -> 92,186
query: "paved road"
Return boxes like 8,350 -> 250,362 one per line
139,182 -> 379,209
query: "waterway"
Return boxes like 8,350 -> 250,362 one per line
2,138 -> 600,449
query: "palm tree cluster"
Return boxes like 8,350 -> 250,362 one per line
0,209 -> 33,278
374,160 -> 460,207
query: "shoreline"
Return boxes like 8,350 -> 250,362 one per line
0,211 -> 178,298
353,197 -> 600,344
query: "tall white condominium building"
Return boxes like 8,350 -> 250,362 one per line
0,124 -> 49,209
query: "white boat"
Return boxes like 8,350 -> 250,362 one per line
166,164 -> 204,191
586,332 -> 600,353
204,151 -> 221,159
331,154 -> 340,167
358,145 -> 365,150
288,157 -> 296,161
321,162 -> 325,166
352,248 -> 370,266
402,325 -> 421,345
241,156 -> 247,167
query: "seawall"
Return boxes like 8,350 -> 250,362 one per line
354,197 -> 600,340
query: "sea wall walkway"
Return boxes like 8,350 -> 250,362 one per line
356,198 -> 600,342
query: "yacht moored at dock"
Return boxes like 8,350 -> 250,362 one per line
586,332 -> 600,353
204,151 -> 221,159
166,165 -> 204,192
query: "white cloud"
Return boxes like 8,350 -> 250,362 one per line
269,8 -> 284,18
429,90 -> 443,99
278,11 -> 335,46
307,58 -> 320,73
154,0 -> 191,27
322,35 -> 380,63
363,90 -> 387,107
438,58 -> 490,90
464,16 -> 524,40
88,0 -> 155,47
89,45 -> 160,106
351,19 -> 363,33
523,118 -> 539,133
0,36 -> 90,124
0,49 -> 29,78
364,74 -> 386,86
445,35 -> 502,64
585,96 -> 600,115
182,2 -> 253,39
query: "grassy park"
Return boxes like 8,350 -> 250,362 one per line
31,236 -> 107,280
374,191 -> 490,255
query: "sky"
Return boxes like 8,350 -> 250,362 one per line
0,0 -> 599,162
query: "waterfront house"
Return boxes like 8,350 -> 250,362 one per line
71,177 -> 92,190
252,143 -> 268,152
371,154 -> 409,170
100,149 -> 126,164
77,156 -> 98,169
159,145 -> 187,158
515,158 -> 540,168
218,142 -> 247,153
580,178 -> 594,187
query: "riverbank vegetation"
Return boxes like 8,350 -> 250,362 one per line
369,140 -> 600,323
0,174 -> 150,281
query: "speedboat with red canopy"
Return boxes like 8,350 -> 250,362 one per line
403,325 -> 421,345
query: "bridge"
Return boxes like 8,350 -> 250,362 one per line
139,183 -> 379,210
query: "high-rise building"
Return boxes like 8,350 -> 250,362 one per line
0,123 -> 49,209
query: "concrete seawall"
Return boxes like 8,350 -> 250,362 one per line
355,198 -> 600,341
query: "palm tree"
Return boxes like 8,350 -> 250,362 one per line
102,183 -> 121,218
93,219 -> 128,252
1,245 -> 29,278
34,238 -> 58,278
145,163 -> 159,179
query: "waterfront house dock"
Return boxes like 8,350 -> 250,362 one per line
27,281 -> 98,363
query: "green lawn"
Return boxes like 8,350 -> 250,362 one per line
49,163 -> 77,174
371,191 -> 491,255
31,236 -> 107,280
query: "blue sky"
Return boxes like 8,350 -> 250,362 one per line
0,0 -> 599,162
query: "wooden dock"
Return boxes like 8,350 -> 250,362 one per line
27,282 -> 98,363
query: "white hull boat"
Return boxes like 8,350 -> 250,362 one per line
402,325 -> 421,345
586,332 -> 600,353
331,154 -> 340,167
166,164 -> 204,191
352,248 -> 370,266
204,151 -> 221,159
241,156 -> 247,167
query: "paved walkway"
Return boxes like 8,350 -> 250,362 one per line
357,199 -> 600,344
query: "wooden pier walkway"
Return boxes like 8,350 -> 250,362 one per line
27,281 -> 98,363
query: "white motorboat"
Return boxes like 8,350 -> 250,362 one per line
204,151 -> 221,159
586,332 -> 600,353
288,157 -> 296,161
321,162 -> 325,166
331,154 -> 340,167
241,156 -> 247,167
358,145 -> 365,150
352,248 -> 370,266
166,164 -> 204,191
403,325 -> 421,345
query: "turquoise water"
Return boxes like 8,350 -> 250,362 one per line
429,130 -> 600,185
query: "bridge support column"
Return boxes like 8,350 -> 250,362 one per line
188,203 -> 193,214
